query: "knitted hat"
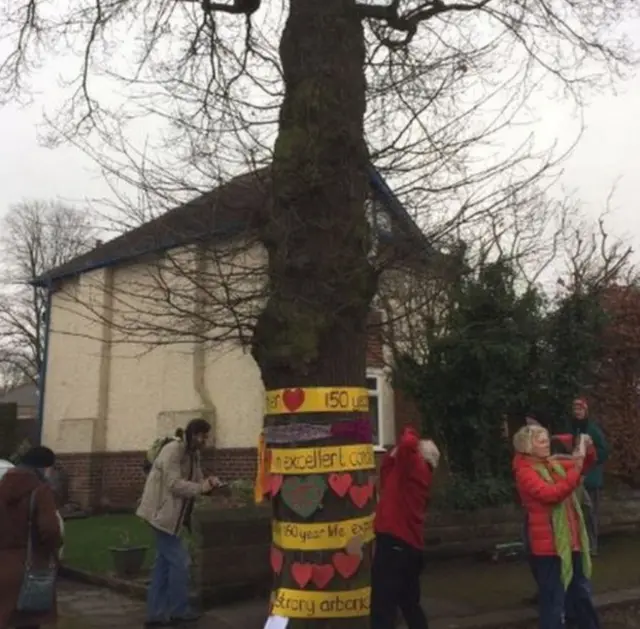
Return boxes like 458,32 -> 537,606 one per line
573,398 -> 588,410
525,413 -> 540,427
20,446 -> 56,469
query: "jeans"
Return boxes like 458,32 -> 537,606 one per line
529,553 -> 599,629
146,527 -> 192,622
370,534 -> 429,629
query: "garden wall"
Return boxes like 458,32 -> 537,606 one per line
193,504 -> 273,605
193,488 -> 640,604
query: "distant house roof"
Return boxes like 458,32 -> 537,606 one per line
32,165 -> 433,287
0,382 -> 38,408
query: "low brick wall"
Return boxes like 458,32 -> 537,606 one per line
424,490 -> 640,556
192,489 -> 640,603
56,448 -> 256,510
193,504 -> 273,605
56,448 -> 386,511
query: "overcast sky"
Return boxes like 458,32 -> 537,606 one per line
0,17 -> 639,261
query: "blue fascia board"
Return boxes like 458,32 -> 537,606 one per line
30,223 -> 245,288
31,167 -> 423,288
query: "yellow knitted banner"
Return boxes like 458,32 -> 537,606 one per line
265,387 -> 369,415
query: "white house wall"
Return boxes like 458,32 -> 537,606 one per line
42,240 -> 398,455
43,242 -> 269,453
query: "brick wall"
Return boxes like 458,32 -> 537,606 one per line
56,448 -> 259,510
57,447 -> 387,511
191,488 -> 640,604
194,504 -> 272,605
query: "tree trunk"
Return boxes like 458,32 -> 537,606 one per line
250,0 -> 376,627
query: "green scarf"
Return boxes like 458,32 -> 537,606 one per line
534,462 -> 592,589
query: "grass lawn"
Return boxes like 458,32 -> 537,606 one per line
422,531 -> 640,613
64,514 -> 154,575
65,514 -> 640,617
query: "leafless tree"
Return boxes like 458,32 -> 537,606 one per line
0,201 -> 97,383
0,357 -> 25,394
0,0 -> 637,624
558,213 -> 635,294
378,187 -> 592,366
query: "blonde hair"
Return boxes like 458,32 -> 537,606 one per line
512,424 -> 548,455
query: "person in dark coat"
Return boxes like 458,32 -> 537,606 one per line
570,398 -> 608,556
0,446 -> 63,629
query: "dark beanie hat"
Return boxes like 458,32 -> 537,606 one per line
20,446 -> 56,469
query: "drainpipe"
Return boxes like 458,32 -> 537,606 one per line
94,267 -> 114,454
36,284 -> 53,446
193,244 -> 216,440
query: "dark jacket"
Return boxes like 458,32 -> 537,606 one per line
571,419 -> 609,490
0,466 -> 62,628
374,427 -> 433,549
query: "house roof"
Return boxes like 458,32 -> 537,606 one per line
0,382 -> 38,408
32,165 -> 432,287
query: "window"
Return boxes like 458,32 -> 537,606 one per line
365,198 -> 393,260
365,197 -> 392,233
366,372 -> 384,447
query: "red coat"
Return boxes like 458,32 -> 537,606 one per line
514,437 -> 596,556
374,427 -> 433,549
0,467 -> 62,628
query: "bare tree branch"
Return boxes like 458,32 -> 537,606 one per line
0,201 -> 98,383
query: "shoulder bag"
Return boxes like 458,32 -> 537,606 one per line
16,488 -> 57,613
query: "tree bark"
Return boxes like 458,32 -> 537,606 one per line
250,0 -> 375,627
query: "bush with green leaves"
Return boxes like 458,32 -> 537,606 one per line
396,257 -> 608,509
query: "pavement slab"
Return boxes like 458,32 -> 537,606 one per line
57,578 -> 479,629
57,578 -> 640,629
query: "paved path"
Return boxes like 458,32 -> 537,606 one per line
57,578 -> 640,629
58,579 -> 266,629
57,578 -> 479,628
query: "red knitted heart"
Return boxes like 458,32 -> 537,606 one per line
270,546 -> 284,575
332,552 -> 361,579
282,388 -> 305,412
291,562 -> 313,588
328,473 -> 353,498
311,564 -> 335,589
348,484 -> 370,508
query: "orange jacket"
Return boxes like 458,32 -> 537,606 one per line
514,436 -> 596,556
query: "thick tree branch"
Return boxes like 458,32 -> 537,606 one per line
181,0 -> 262,16
359,0 -> 493,46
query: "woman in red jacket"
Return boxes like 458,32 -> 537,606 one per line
371,426 -> 440,629
513,424 -> 600,629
